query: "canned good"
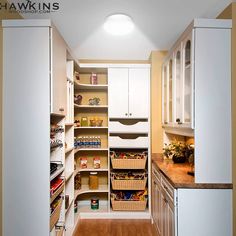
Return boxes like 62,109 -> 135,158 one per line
91,198 -> 99,210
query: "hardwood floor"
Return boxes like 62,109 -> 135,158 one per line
73,219 -> 158,236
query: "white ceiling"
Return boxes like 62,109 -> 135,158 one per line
20,0 -> 232,60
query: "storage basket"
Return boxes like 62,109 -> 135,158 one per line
50,198 -> 63,231
111,176 -> 147,190
110,151 -> 147,169
111,199 -> 147,211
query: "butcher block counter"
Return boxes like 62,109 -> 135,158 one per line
152,153 -> 232,189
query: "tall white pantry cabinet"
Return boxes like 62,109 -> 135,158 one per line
2,20 -> 76,236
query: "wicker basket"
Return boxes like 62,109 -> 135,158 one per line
111,152 -> 147,169
50,198 -> 63,231
111,176 -> 147,190
111,199 -> 147,211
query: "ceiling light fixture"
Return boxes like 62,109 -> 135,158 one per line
103,14 -> 134,36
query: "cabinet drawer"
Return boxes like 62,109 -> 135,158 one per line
109,136 -> 149,148
161,176 -> 175,201
109,121 -> 149,133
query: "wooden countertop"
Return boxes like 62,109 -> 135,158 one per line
152,153 -> 233,189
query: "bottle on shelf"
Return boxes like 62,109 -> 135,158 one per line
97,136 -> 101,148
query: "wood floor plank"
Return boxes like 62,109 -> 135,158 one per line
73,219 -> 158,236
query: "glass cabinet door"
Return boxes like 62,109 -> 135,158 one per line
183,40 -> 191,124
168,59 -> 173,123
163,64 -> 168,124
175,50 -> 182,124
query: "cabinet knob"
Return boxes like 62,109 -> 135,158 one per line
176,118 -> 182,124
129,113 -> 132,116
125,113 -> 128,116
59,108 -> 64,112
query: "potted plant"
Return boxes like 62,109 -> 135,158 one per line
163,141 -> 187,163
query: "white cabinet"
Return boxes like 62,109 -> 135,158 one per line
152,164 -> 232,236
51,27 -> 67,116
2,19 -> 76,236
108,67 -> 150,119
108,68 -> 129,118
152,166 -> 176,236
152,171 -> 161,235
162,19 -> 232,130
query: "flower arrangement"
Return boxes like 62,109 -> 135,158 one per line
163,141 -> 194,163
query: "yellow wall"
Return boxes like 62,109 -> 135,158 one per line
217,4 -> 236,236
0,3 -> 22,235
149,51 -> 167,153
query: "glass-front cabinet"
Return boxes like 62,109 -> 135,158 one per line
168,59 -> 173,124
174,48 -> 183,125
182,34 -> 194,128
162,63 -> 168,124
162,32 -> 194,129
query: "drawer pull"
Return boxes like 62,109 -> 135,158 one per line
59,108 -> 64,112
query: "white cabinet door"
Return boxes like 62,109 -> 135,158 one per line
162,63 -> 168,125
182,31 -> 194,128
167,200 -> 175,236
129,68 -> 150,118
51,27 -> 67,116
108,68 -> 129,118
152,177 -> 161,236
173,46 -> 183,125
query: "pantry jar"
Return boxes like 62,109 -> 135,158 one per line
89,172 -> 98,190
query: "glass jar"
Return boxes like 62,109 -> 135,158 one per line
89,172 -> 98,190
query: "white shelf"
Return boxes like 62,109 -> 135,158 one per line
50,166 -> 65,181
65,198 -> 74,215
74,166 -> 108,176
74,82 -> 108,90
74,126 -> 108,130
74,148 -> 109,154
74,104 -> 108,109
74,185 -> 109,198
65,123 -> 74,126
65,147 -> 74,154
65,171 -> 74,182
78,204 -> 108,213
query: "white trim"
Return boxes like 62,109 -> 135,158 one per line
2,19 -> 52,27
79,63 -> 151,69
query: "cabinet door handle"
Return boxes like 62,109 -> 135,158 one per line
129,113 -> 132,116
125,113 -> 128,116
59,108 -> 64,112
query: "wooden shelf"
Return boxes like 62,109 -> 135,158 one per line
50,166 -> 65,181
74,104 -> 108,109
74,81 -> 108,90
74,126 -> 108,130
74,185 -> 109,198
74,148 -> 109,154
65,147 -> 74,154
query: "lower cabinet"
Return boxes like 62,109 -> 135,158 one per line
152,164 -> 232,236
152,166 -> 176,236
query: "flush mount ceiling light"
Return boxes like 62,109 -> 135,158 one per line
103,14 -> 134,36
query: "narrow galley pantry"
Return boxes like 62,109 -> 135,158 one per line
1,0 -> 235,236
